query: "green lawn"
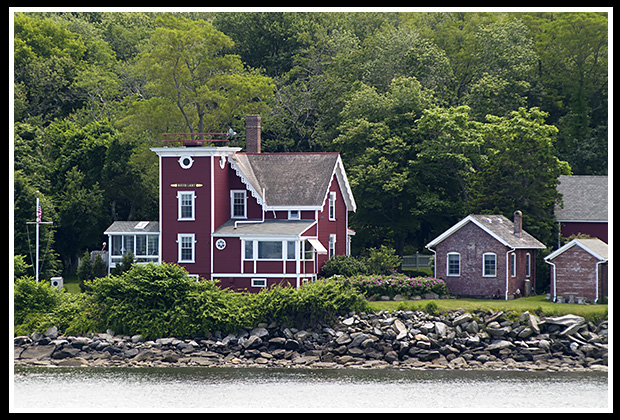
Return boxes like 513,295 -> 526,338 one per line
367,295 -> 608,321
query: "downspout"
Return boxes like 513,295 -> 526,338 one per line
545,259 -> 557,302
595,260 -> 606,303
425,245 -> 437,278
234,188 -> 266,229
505,249 -> 514,301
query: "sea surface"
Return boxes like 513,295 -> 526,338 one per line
11,366 -> 609,412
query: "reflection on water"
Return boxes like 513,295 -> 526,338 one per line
12,366 -> 608,411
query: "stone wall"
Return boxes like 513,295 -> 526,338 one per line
14,309 -> 608,372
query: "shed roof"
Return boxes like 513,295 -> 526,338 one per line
426,214 -> 546,250
555,175 -> 608,222
545,238 -> 608,261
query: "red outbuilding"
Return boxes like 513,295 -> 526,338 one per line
106,115 -> 356,291
545,238 -> 608,303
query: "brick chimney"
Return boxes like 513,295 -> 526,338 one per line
246,115 -> 261,153
513,210 -> 523,238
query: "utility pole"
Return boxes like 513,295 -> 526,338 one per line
26,193 -> 53,283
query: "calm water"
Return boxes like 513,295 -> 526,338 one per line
12,366 -> 609,412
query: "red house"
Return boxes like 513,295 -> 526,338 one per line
555,175 -> 608,244
545,238 -> 608,303
425,211 -> 546,299
123,115 -> 357,291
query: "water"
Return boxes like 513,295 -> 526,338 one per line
12,366 -> 609,412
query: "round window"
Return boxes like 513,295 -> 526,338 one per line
179,155 -> 194,169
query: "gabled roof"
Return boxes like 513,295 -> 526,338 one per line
229,153 -> 356,212
545,238 -> 608,262
426,214 -> 546,250
104,221 -> 159,234
555,175 -> 608,222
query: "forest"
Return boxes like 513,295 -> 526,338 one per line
12,11 -> 608,278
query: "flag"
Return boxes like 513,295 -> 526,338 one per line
36,197 -> 42,223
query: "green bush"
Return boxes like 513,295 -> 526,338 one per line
15,262 -> 369,339
365,245 -> 402,275
321,254 -> 369,277
335,273 -> 449,299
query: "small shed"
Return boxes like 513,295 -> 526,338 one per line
545,238 -> 608,303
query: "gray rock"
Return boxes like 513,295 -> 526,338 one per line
452,312 -> 473,326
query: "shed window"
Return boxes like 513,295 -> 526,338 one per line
447,252 -> 460,276
483,253 -> 497,277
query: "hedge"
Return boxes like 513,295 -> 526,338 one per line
333,273 -> 449,299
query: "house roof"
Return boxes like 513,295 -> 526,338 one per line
213,219 -> 316,237
545,238 -> 608,262
426,214 -> 546,250
230,153 -> 357,211
104,221 -> 159,234
555,175 -> 608,222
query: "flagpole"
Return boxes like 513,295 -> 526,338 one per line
26,193 -> 53,283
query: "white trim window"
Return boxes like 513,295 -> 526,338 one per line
446,252 -> 460,276
329,234 -> 337,258
252,278 -> 267,288
511,253 -> 517,277
483,253 -> 497,277
177,191 -> 195,221
328,191 -> 336,221
288,210 -> 300,220
178,233 -> 195,263
525,253 -> 531,277
231,190 -> 247,219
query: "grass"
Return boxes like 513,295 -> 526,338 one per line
367,295 -> 608,321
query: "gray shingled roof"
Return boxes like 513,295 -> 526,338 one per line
104,221 -> 159,234
555,175 -> 608,221
230,153 -> 342,208
469,215 -> 546,249
427,214 -> 546,249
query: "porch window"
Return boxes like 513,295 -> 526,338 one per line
257,241 -> 283,260
483,253 -> 497,277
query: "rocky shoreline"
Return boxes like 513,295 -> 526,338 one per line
14,309 -> 608,372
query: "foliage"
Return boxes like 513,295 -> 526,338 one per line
364,245 -> 403,275
12,11 -> 608,277
335,273 -> 449,300
321,255 -> 370,278
14,263 -> 368,339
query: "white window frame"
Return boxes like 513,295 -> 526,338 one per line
288,210 -> 300,220
231,190 -> 247,219
328,191 -> 336,221
511,253 -> 517,277
252,278 -> 267,288
525,253 -> 531,277
483,253 -> 497,277
329,234 -> 337,258
446,252 -> 460,276
177,191 -> 195,221
177,233 -> 195,263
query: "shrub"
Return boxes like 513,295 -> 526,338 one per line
365,245 -> 402,275
321,254 -> 369,277
335,273 -> 448,299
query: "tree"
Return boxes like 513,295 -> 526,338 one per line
468,107 -> 571,245
135,14 -> 275,136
